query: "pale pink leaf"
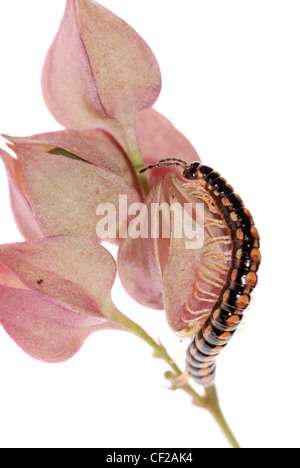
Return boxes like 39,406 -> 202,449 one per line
117,179 -> 164,309
0,237 -> 117,316
3,129 -> 136,186
42,0 -> 161,151
0,149 -> 43,240
13,146 -> 140,241
137,108 -> 201,184
162,176 -> 231,332
0,237 -> 128,362
0,285 -> 117,362
0,264 -> 28,290
42,0 -> 107,130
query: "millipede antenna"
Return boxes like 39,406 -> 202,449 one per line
138,158 -> 188,174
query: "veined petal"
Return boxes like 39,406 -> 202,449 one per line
42,0 -> 161,153
42,0 -> 107,130
0,149 -> 43,240
76,0 -> 161,125
162,179 -> 232,332
0,237 -> 128,362
3,129 -> 136,186
0,285 -> 117,363
0,264 -> 29,290
162,194 -> 202,332
13,146 -> 140,241
0,237 -> 116,316
137,108 -> 201,184
117,179 -> 164,309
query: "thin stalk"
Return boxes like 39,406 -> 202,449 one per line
203,385 -> 240,448
126,137 -> 150,196
119,313 -> 240,448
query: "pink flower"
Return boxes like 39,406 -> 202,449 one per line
117,172 -> 231,332
0,0 -> 229,360
0,130 -> 140,242
0,237 -> 128,362
41,0 -> 162,167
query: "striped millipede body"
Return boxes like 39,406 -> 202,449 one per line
182,162 -> 261,386
139,159 -> 261,387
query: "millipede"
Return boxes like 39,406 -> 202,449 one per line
139,158 -> 261,387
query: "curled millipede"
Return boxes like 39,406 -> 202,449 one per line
139,159 -> 261,387
182,161 -> 260,387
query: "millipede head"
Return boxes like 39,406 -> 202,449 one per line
138,158 -> 188,174
138,159 -> 203,181
182,161 -> 202,179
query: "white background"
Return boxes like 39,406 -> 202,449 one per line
0,0 -> 299,449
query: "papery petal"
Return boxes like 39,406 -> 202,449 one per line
0,265 -> 28,290
0,285 -> 117,362
42,0 -> 161,152
13,146 -> 140,241
0,149 -> 43,240
76,0 -> 161,124
0,237 -> 128,362
162,178 -> 231,332
162,196 -> 202,332
117,179 -> 164,309
137,108 -> 201,184
3,129 -> 136,186
0,237 -> 116,315
42,0 -> 107,130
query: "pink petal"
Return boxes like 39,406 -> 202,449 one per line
76,0 -> 162,124
117,179 -> 164,309
162,175 -> 231,332
3,129 -> 136,187
14,146 -> 140,241
42,0 -> 161,153
42,0 -> 107,130
0,237 -> 127,362
0,237 -> 116,315
137,108 -> 201,185
0,285 -> 116,363
0,149 -> 43,240
162,214 -> 202,332
0,265 -> 28,290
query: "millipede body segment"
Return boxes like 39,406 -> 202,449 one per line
183,162 -> 261,387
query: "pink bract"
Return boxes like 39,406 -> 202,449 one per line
0,237 -> 128,362
0,0 -> 228,362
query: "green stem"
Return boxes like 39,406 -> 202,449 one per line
203,385 -> 240,449
131,150 -> 150,196
119,314 -> 240,448
120,314 -> 182,375
126,138 -> 150,196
